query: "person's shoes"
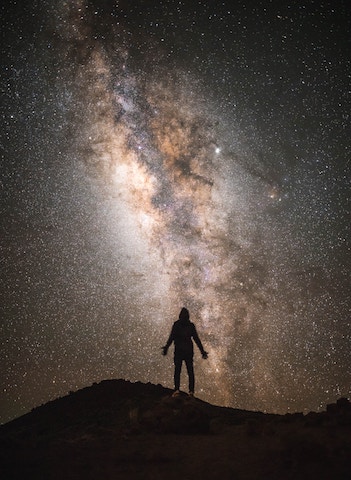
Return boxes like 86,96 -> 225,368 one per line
172,390 -> 181,397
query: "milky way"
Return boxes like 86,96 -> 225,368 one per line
1,0 -> 350,423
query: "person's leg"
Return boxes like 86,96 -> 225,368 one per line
185,357 -> 195,393
174,356 -> 182,391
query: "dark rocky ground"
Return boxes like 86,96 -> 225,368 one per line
1,379 -> 351,479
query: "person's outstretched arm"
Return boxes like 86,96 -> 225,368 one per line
192,324 -> 208,358
162,324 -> 175,355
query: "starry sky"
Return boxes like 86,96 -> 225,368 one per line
1,0 -> 350,424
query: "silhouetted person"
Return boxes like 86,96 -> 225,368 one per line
162,307 -> 208,396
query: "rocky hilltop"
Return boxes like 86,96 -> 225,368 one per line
1,379 -> 351,479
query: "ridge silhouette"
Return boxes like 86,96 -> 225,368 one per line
1,379 -> 351,480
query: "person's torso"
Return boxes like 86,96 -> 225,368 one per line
173,321 -> 194,353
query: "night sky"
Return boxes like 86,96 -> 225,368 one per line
1,0 -> 350,424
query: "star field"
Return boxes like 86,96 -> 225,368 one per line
1,0 -> 350,424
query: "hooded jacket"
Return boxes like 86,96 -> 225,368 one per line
165,308 -> 205,358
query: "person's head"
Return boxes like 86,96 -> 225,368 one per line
179,307 -> 190,322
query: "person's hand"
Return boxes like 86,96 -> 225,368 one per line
202,351 -> 208,359
161,346 -> 168,356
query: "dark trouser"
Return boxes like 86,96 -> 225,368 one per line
174,355 -> 194,392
